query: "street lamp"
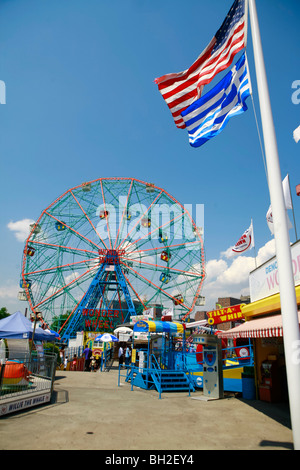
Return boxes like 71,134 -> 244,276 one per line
30,310 -> 42,355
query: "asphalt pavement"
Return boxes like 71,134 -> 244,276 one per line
0,365 -> 294,452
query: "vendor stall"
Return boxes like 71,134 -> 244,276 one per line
133,320 -> 185,370
217,307 -> 300,402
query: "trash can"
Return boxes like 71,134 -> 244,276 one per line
242,367 -> 256,400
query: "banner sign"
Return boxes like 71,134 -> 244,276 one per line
82,309 -> 123,332
206,305 -> 244,325
249,239 -> 300,302
0,393 -> 51,416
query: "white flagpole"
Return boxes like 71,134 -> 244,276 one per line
249,0 -> 300,449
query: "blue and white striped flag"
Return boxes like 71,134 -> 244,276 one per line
181,53 -> 251,148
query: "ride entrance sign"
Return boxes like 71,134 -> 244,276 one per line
82,308 -> 123,332
206,304 -> 244,326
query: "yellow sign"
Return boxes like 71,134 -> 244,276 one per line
131,349 -> 136,363
206,304 -> 244,325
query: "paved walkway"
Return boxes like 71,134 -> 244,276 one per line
0,366 -> 294,451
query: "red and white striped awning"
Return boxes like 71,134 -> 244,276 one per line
217,312 -> 300,339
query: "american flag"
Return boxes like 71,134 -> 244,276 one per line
155,0 -> 246,129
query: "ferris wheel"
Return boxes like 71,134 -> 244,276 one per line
21,177 -> 205,331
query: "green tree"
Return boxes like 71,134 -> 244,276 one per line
0,307 -> 10,320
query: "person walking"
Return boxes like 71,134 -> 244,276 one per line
118,345 -> 124,367
83,343 -> 92,371
71,354 -> 77,371
90,356 -> 97,372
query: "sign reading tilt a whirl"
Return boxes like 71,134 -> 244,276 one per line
206,305 -> 244,326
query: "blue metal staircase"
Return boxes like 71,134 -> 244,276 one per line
150,368 -> 195,398
151,368 -> 195,396
122,355 -> 195,398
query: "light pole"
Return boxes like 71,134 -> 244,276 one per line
30,310 -> 42,356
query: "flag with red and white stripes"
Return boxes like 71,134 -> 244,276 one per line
155,0 -> 247,129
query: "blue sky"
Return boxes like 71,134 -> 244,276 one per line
1,0 -> 300,316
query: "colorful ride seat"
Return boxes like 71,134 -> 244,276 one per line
160,272 -> 171,284
55,221 -> 67,231
173,294 -> 184,305
0,361 -> 31,387
19,279 -> 32,289
141,217 -> 151,227
146,183 -> 155,193
29,223 -> 41,234
161,250 -> 171,262
81,182 -> 91,192
25,246 -> 35,256
158,230 -> 168,243
99,210 -> 109,219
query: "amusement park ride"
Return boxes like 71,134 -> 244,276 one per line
20,177 -> 205,342
18,177 -> 253,397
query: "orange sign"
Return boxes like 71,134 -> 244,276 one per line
206,304 -> 244,325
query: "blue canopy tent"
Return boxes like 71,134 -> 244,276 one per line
0,311 -> 56,341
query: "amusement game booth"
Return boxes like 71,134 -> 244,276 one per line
218,241 -> 300,403
218,291 -> 300,403
122,319 -> 225,399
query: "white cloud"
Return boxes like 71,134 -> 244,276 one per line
200,240 -> 276,311
0,283 -> 19,300
205,258 -> 228,281
216,256 -> 256,286
220,246 -> 236,259
7,218 -> 35,242
256,239 -> 276,264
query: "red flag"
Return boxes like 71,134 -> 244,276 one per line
155,0 -> 246,129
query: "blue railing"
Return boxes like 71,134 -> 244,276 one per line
118,353 -> 195,398
118,342 -> 254,396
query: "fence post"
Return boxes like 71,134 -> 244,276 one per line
50,354 -> 57,395
159,369 -> 162,399
0,363 -> 6,390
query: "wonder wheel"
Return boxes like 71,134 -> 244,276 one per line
21,177 -> 205,338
